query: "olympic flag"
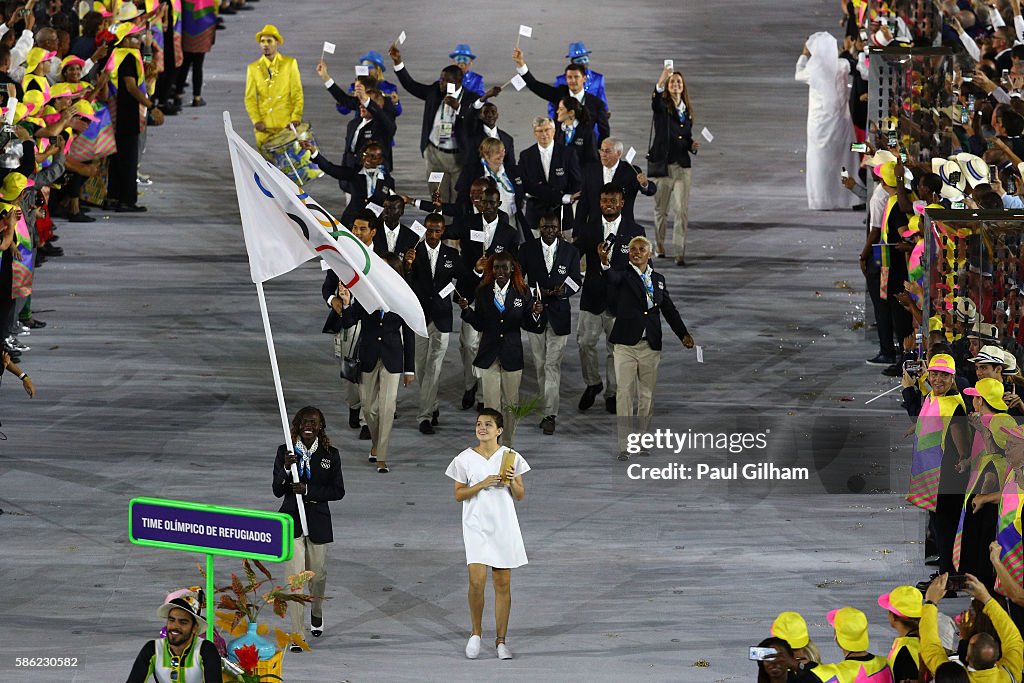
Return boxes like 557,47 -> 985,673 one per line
223,112 -> 427,337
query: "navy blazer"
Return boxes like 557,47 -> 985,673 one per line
272,443 -> 345,544
557,121 -> 599,168
461,285 -> 546,371
575,162 -> 657,228
467,124 -> 517,171
518,142 -> 582,218
312,150 -> 395,227
395,65 -> 480,166
326,82 -> 398,171
521,68 -> 610,142
406,241 -> 463,333
518,238 -> 581,336
577,217 -> 645,315
448,213 -> 519,297
372,223 -> 420,257
331,300 -> 416,375
604,266 -> 689,350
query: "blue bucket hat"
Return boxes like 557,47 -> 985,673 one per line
449,43 -> 476,60
359,51 -> 386,72
566,41 -> 592,59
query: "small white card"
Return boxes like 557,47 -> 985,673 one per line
624,147 -> 637,164
320,259 -> 330,271
470,229 -> 486,242
564,276 -> 579,292
322,41 -> 336,55
428,171 -> 445,183
510,74 -> 527,91
410,220 -> 427,238
438,281 -> 456,298
519,24 -> 533,38
664,59 -> 673,70
355,65 -> 370,77
366,202 -> 384,216
397,30 -> 407,45
696,345 -> 704,363
700,127 -> 713,143
446,82 -> 456,94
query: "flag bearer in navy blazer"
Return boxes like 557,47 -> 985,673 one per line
273,406 -> 345,640
448,186 -> 520,412
404,213 -> 463,434
598,235 -> 694,459
457,252 -> 546,437
327,253 -> 416,474
518,211 -> 581,435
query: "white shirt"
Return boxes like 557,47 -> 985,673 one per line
538,142 -> 553,180
360,167 -> 381,196
602,215 -> 621,240
542,239 -> 557,273
483,124 -> 499,140
482,216 -> 498,249
351,117 -> 372,151
630,262 -> 654,309
493,280 -> 510,308
603,161 -> 619,185
429,85 -> 462,149
425,241 -> 440,276
569,88 -> 585,104
384,223 -> 401,253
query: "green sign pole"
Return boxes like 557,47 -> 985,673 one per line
206,554 -> 215,642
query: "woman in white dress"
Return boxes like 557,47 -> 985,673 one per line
445,407 -> 530,661
795,31 -> 858,210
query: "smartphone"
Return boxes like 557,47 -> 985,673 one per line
1009,175 -> 1018,194
749,646 -> 778,662
841,166 -> 850,179
1004,69 -> 1011,83
860,29 -> 868,41
992,165 -> 999,182
947,574 -> 967,592
969,94 -> 976,113
963,74 -> 974,83
952,201 -> 966,209
851,142 -> 867,153
887,130 -> 898,147
900,151 -> 908,163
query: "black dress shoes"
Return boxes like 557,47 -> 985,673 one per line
578,382 -> 603,411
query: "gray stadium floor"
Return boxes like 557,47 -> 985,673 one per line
0,1 -> 954,681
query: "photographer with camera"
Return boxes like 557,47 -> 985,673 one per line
921,572 -> 1023,681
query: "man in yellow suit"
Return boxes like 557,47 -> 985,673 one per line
244,24 -> 303,149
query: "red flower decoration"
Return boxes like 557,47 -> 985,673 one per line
233,643 -> 260,673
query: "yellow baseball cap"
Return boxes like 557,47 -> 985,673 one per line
965,378 -> 1009,411
878,585 -> 923,618
770,611 -> 809,649
927,353 -> 957,375
827,607 -> 870,651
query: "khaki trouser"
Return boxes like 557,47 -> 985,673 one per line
360,360 -> 401,463
652,164 -> 692,259
424,144 -> 462,204
577,309 -> 617,395
527,328 -> 569,418
460,320 -> 481,394
415,322 -> 450,422
614,341 -> 662,452
478,362 -> 522,432
285,535 -> 329,635
334,323 -> 362,415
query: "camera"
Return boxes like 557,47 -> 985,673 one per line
749,646 -> 778,661
905,360 -> 923,377
947,573 -> 967,592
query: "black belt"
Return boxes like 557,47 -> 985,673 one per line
429,142 -> 459,154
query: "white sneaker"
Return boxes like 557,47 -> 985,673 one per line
464,634 -> 481,659
497,643 -> 513,660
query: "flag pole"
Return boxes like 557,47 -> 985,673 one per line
256,281 -> 309,537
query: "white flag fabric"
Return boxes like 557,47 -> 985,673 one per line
223,112 -> 428,336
